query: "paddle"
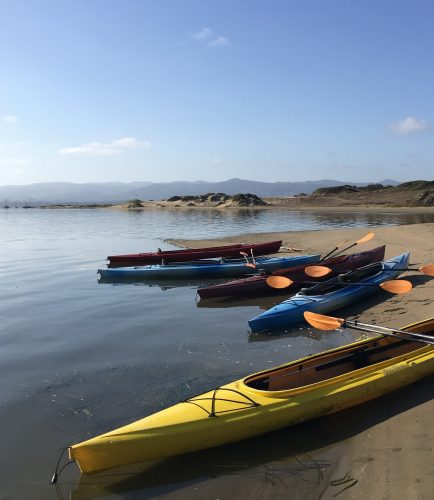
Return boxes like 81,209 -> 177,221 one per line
319,239 -> 349,262
318,232 -> 374,264
303,265 -> 333,278
304,311 -> 434,345
301,232 -> 375,277
331,232 -> 375,258
266,276 -> 412,294
266,275 -> 294,289
305,263 -> 434,278
271,233 -> 375,279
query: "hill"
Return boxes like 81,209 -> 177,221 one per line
270,181 -> 434,207
0,178 -> 399,205
107,181 -> 434,211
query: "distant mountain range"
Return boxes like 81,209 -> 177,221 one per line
0,178 -> 400,205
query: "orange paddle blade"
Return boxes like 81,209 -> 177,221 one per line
420,264 -> 434,276
245,263 -> 256,268
266,276 -> 293,289
356,232 -> 375,244
304,265 -> 332,277
379,279 -> 412,294
304,311 -> 345,330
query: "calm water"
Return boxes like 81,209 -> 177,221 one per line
1,208 -> 433,499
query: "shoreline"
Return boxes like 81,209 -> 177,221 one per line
32,200 -> 434,214
104,198 -> 434,213
109,204 -> 434,213
171,222 -> 434,327
171,222 -> 434,498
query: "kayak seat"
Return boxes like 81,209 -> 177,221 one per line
301,283 -> 339,295
339,263 -> 383,283
246,377 -> 270,390
301,264 -> 382,295
352,349 -> 370,369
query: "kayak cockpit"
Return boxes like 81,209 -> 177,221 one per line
300,261 -> 384,296
245,321 -> 434,392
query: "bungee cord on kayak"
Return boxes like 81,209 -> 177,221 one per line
183,387 -> 261,417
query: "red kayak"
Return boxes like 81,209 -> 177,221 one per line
107,240 -> 282,267
196,245 -> 386,299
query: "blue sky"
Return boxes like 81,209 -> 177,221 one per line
1,0 -> 433,185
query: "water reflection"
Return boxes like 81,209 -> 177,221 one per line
196,294 -> 284,310
96,207 -> 434,240
2,207 -> 433,243
248,325 -> 323,342
71,427 -> 337,499
98,276 -> 225,291
69,373 -> 434,499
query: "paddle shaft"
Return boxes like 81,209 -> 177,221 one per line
327,267 -> 424,274
299,280 -> 395,287
331,242 -> 360,259
345,320 -> 434,345
319,246 -> 340,262
317,232 -> 375,262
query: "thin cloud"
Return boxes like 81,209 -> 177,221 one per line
209,35 -> 229,47
58,137 -> 151,156
0,141 -> 29,150
111,137 -> 148,148
389,117 -> 430,135
190,27 -> 229,47
1,114 -> 19,124
191,27 -> 213,42
0,157 -> 34,165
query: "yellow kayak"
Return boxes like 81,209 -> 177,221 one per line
69,317 -> 434,474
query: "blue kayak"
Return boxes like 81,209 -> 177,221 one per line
248,252 -> 410,332
98,254 -> 321,280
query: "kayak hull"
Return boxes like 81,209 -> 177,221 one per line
248,252 -> 410,332
69,316 -> 434,474
98,254 -> 321,280
107,240 -> 282,267
197,246 -> 386,299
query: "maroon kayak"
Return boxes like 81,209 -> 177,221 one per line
107,240 -> 282,267
197,245 -> 386,299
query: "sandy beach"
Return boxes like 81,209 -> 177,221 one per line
169,222 -> 434,499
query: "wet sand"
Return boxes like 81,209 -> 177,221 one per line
170,222 -> 434,499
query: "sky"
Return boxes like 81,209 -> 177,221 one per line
1,0 -> 433,186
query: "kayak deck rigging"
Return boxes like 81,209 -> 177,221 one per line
183,387 -> 261,417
